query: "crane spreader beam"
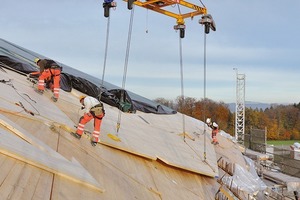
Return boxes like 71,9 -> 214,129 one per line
125,0 -> 207,24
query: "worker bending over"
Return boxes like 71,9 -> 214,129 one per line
34,58 -> 62,102
211,122 -> 219,145
71,95 -> 105,146
206,118 -> 219,145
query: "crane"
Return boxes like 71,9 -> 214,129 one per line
101,0 -> 216,148
103,0 -> 215,38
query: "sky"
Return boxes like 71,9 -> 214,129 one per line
1,0 -> 300,104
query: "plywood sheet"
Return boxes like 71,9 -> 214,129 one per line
215,131 -> 247,169
0,128 -> 104,192
0,114 -> 64,160
6,62 -> 219,178
0,68 -> 220,199
0,155 -> 53,199
97,109 -> 218,177
0,69 -> 75,129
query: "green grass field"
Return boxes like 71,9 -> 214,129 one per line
267,140 -> 299,146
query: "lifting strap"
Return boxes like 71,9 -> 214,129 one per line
178,30 -> 186,141
99,0 -> 117,100
116,6 -> 135,133
200,14 -> 216,161
202,30 -> 207,161
98,15 -> 111,101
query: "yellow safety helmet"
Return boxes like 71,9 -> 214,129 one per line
34,58 -> 40,64
79,95 -> 86,101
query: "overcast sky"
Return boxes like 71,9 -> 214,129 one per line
1,0 -> 300,104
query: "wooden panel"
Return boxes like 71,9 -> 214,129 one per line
0,69 -> 75,129
215,131 -> 247,169
1,69 -> 218,177
145,161 -> 217,199
77,107 -> 218,177
32,171 -> 53,200
0,128 -> 104,192
0,156 -> 16,189
0,65 -> 249,199
0,114 -> 63,160
52,136 -> 161,200
0,155 -> 53,200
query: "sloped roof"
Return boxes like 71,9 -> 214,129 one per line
0,39 -> 249,199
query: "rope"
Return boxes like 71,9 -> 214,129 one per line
116,6 -> 135,133
145,9 -> 149,33
203,28 -> 207,161
98,16 -> 111,101
175,0 -> 186,142
198,0 -> 206,8
0,77 -> 40,115
178,36 -> 186,141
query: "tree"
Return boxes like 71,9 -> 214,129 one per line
154,97 -> 300,141
153,97 -> 175,110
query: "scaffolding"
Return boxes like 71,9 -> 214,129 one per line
234,68 -> 245,144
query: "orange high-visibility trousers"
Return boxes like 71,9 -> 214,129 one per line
212,129 -> 218,143
38,68 -> 61,98
76,112 -> 104,143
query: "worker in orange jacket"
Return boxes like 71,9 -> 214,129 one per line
34,58 -> 62,102
71,95 -> 105,146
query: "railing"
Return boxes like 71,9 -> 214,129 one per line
266,145 -> 300,178
245,127 -> 300,178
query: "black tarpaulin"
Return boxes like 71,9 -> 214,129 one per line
0,38 -> 176,114
0,55 -> 36,74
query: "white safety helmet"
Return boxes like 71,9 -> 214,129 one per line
206,118 -> 211,124
212,122 -> 218,128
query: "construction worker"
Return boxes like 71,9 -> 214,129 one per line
71,95 -> 105,146
34,58 -> 62,102
211,122 -> 219,145
206,118 -> 213,129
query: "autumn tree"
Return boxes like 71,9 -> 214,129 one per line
154,96 -> 300,141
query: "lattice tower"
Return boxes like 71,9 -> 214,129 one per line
235,73 -> 245,144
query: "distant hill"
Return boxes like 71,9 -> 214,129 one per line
227,101 -> 272,112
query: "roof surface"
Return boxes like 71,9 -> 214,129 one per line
0,39 -> 249,200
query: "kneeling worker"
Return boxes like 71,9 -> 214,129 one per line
71,95 -> 105,146
34,58 -> 62,102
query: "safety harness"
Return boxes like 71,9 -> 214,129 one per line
90,103 -> 105,120
44,59 -> 62,83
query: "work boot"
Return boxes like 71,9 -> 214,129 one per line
70,132 -> 81,139
35,89 -> 44,94
91,141 -> 97,147
90,137 -> 99,147
51,96 -> 58,102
